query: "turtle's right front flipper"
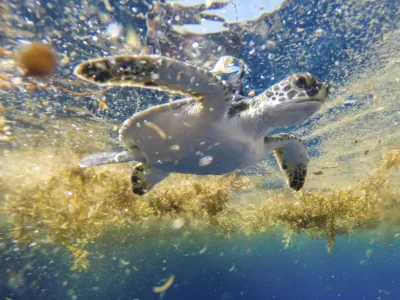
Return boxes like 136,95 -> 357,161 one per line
74,55 -> 230,119
264,134 -> 310,191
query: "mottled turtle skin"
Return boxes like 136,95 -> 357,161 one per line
74,55 -> 329,195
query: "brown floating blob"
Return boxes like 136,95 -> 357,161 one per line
248,90 -> 255,97
18,43 -> 57,77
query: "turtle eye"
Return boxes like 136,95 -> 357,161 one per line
294,73 -> 317,89
295,76 -> 307,89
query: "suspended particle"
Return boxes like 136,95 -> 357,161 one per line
198,155 -> 213,167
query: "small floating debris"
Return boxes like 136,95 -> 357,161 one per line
126,27 -> 142,50
379,289 -> 391,296
205,0 -> 214,9
107,22 -> 122,40
0,116 -> 6,127
0,74 -> 13,89
102,0 -> 114,12
0,136 -> 16,143
169,144 -> 180,151
18,42 -> 57,76
0,47 -> 12,56
312,171 -> 324,175
198,155 -> 213,167
211,56 -> 240,74
119,259 -> 130,266
366,248 -> 373,258
344,98 -> 357,106
144,121 -> 167,140
98,99 -> 109,111
199,246 -> 207,255
171,218 -> 185,229
153,274 -> 175,295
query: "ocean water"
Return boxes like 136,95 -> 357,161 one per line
0,0 -> 399,299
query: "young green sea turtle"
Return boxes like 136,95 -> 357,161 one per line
74,55 -> 329,195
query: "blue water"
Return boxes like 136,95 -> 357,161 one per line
2,230 -> 399,299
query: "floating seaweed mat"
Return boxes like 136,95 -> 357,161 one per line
0,149 -> 398,271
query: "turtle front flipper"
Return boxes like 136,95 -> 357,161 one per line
264,134 -> 310,191
74,55 -> 230,119
131,163 -> 169,195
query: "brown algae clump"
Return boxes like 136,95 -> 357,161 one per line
217,150 -> 399,253
68,246 -> 90,272
0,150 -> 399,270
17,43 -> 57,77
0,164 -> 245,271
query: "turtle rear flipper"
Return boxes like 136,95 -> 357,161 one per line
78,151 -> 138,167
131,163 -> 169,195
264,134 -> 310,191
74,55 -> 230,119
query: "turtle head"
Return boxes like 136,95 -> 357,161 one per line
261,73 -> 329,127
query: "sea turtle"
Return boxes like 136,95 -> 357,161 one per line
74,55 -> 329,195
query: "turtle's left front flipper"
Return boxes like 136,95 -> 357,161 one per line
74,55 -> 230,119
264,134 -> 310,191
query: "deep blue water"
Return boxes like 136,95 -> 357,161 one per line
2,230 -> 399,299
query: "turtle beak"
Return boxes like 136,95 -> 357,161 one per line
317,82 -> 329,103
